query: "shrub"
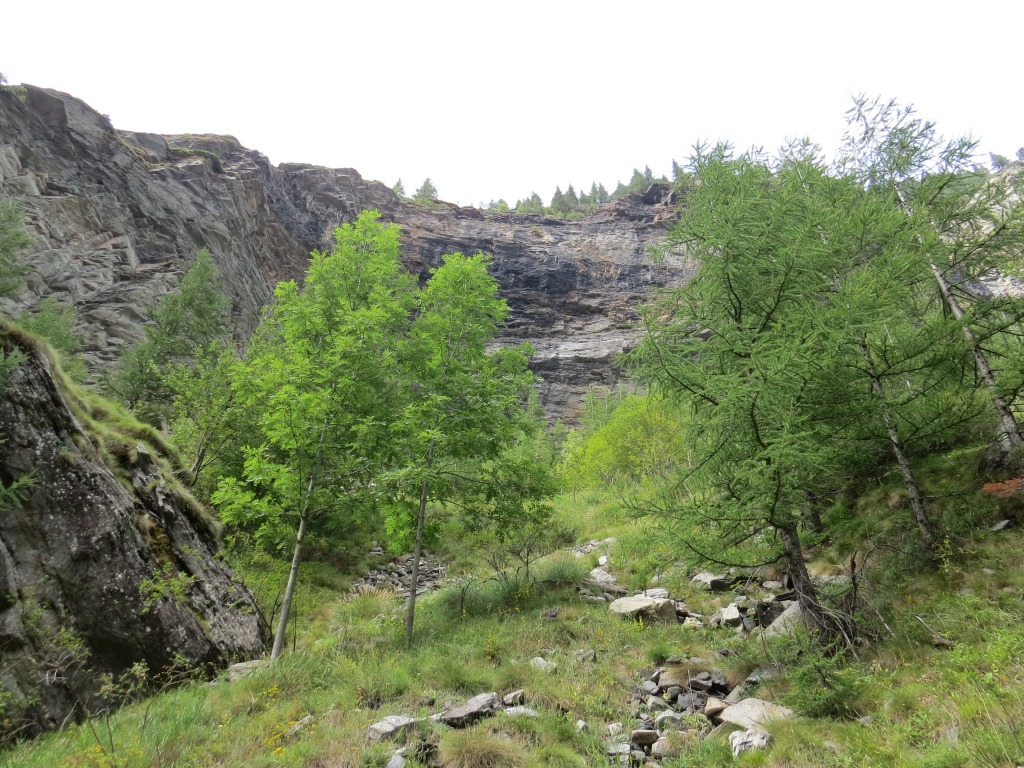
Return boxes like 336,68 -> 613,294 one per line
438,727 -> 527,768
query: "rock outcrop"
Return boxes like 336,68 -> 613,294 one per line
0,85 -> 690,421
0,328 -> 267,737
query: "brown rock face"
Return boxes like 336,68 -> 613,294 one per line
0,330 -> 268,737
0,85 -> 691,421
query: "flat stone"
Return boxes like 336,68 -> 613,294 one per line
691,572 -> 735,591
645,694 -> 671,711
990,519 -> 1014,532
720,698 -> 794,730
589,567 -> 619,586
607,742 -> 631,756
639,587 -> 670,599
227,659 -> 269,682
705,696 -> 728,717
730,728 -> 771,756
652,736 -> 682,759
385,753 -> 406,768
599,555 -> 609,566
641,680 -> 660,696
438,692 -> 501,727
502,706 -> 539,717
367,715 -> 420,741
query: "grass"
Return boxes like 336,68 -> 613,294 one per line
6,474 -> 1024,767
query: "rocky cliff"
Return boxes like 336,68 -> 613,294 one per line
0,85 -> 690,421
0,328 -> 268,737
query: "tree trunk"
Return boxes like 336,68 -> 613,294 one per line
801,494 -> 824,534
270,415 -> 331,661
929,262 -> 1024,451
778,521 -> 837,645
405,475 -> 430,648
272,511 -> 307,661
860,341 -> 939,554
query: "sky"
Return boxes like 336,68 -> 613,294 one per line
5,1 -> 1023,207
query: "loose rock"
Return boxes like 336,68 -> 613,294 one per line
730,728 -> 771,756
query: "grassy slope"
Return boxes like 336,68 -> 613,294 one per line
5,478 -> 1024,768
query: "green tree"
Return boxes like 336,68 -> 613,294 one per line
17,298 -> 86,380
388,252 -> 540,645
838,96 -> 1024,454
633,139 -> 983,640
414,178 -> 438,203
393,178 -> 406,198
106,249 -> 230,425
213,211 -> 414,660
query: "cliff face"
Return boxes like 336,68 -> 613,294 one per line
0,85 -> 690,420
0,329 -> 268,737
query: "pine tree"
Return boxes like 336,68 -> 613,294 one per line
414,178 -> 438,203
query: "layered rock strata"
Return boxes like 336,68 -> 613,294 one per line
0,85 -> 690,421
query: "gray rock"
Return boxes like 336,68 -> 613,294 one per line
651,736 -> 681,759
385,753 -> 407,768
720,698 -> 794,730
609,595 -> 678,623
641,680 -> 660,696
720,604 -> 743,627
730,728 -> 771,756
762,580 -> 785,590
438,692 -> 501,727
574,648 -> 597,663
502,706 -> 539,717
607,742 -> 632,756
367,715 -> 420,741
598,555 -> 609,566
576,719 -> 588,732
691,572 -> 735,591
228,659 -> 269,682
639,587 -> 670,599
654,711 -> 685,730
991,519 -> 1014,532
705,696 -> 728,718
631,729 -> 659,746
645,695 -> 671,711
530,657 -> 557,673
502,689 -> 526,706
760,601 -> 803,638
607,722 -> 624,737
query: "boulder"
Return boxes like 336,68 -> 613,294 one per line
502,689 -> 526,706
719,698 -> 794,730
609,595 -> 678,623
631,729 -> 660,746
438,692 -> 501,727
720,604 -> 743,627
760,601 -> 803,638
730,728 -> 771,756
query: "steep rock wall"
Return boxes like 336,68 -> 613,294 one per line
0,85 -> 691,421
0,329 -> 268,737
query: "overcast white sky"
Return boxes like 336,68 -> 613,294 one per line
5,1 -> 1022,207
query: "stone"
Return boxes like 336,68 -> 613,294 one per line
645,695 -> 671,712
991,519 -> 1014,532
541,607 -> 561,620
639,587 -> 670,599
719,698 -> 795,730
654,711 -> 685,730
367,715 -> 420,741
607,722 -> 624,737
641,680 -> 660,696
599,555 -> 609,566
675,691 -> 708,713
651,736 -> 682,759
576,719 -> 588,732
609,595 -> 678,623
720,604 -> 743,627
438,692 -> 501,727
385,753 -> 407,768
760,601 -> 803,638
762,580 -> 785,590
530,657 -> 557,673
589,567 -> 619,587
682,616 -> 704,629
755,600 -> 787,627
228,659 -> 269,682
705,697 -> 728,717
730,728 -> 771,756
631,729 -> 659,746
607,742 -> 632,756
502,706 -> 539,718
284,714 -> 316,739
502,689 -> 526,706
685,672 -> 716,692
691,572 -> 735,591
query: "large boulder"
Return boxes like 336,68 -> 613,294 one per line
0,331 -> 267,738
719,698 -> 794,730
609,595 -> 678,623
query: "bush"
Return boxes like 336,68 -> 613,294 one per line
438,727 -> 527,768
